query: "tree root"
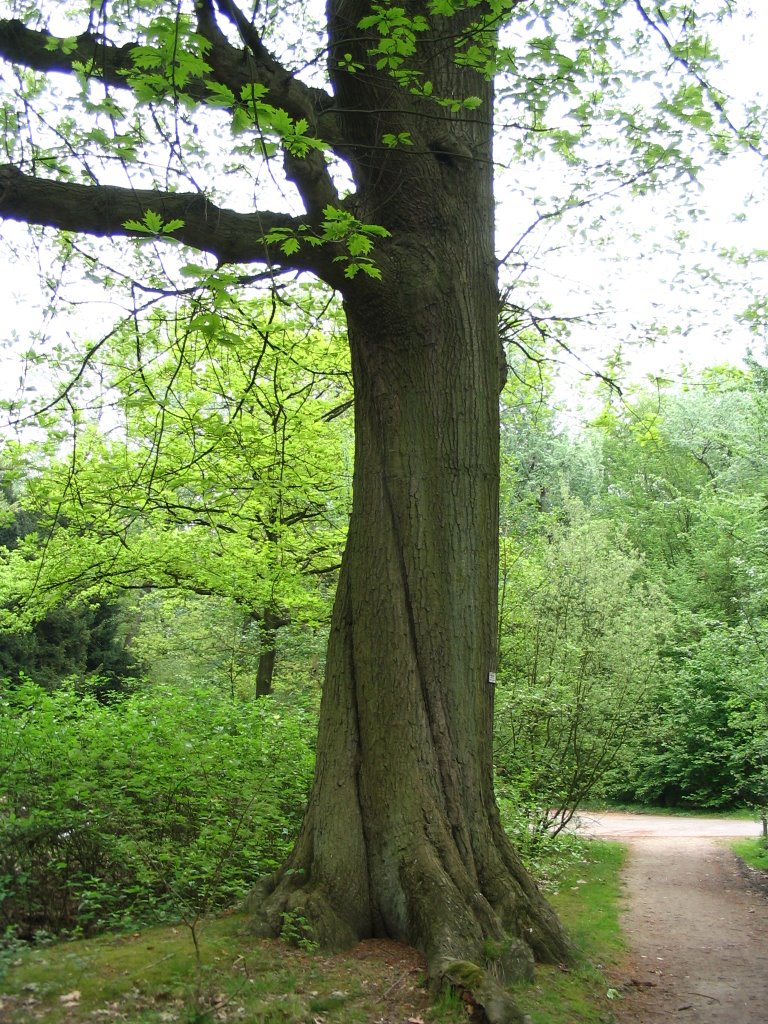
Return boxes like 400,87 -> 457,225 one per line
439,960 -> 531,1024
246,868 -> 547,1024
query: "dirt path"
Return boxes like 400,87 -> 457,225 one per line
580,812 -> 768,1023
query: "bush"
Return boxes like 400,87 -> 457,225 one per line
495,511 -> 670,833
605,622 -> 768,811
0,679 -> 315,936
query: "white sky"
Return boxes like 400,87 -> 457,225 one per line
496,4 -> 768,402
1,3 -> 766,413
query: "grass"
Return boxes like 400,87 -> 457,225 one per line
511,840 -> 628,1024
731,835 -> 768,872
0,914 -> 433,1024
1,840 -> 628,1024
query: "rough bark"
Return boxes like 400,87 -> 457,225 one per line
248,268 -> 572,982
247,6 -> 571,1014
0,1 -> 572,1016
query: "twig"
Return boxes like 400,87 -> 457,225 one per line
377,967 -> 419,1003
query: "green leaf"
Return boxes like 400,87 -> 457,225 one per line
382,131 -> 413,147
205,82 -> 236,108
142,210 -> 163,233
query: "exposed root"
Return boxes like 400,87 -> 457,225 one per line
246,861 -> 552,1024
439,960 -> 532,1024
244,874 -> 360,952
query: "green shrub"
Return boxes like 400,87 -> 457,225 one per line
0,678 -> 315,936
495,510 -> 670,833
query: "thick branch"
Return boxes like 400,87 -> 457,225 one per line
211,0 -> 282,70
0,12 -> 344,240
195,0 -> 342,211
0,164 -> 334,276
0,19 -> 134,88
0,17 -> 340,145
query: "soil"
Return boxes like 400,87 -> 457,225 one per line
580,812 -> 768,1023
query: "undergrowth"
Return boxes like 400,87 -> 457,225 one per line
0,679 -> 315,938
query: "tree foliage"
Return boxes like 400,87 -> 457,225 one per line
496,506 -> 670,832
0,0 -> 764,1012
591,361 -> 768,813
0,488 -> 140,693
0,288 -> 351,692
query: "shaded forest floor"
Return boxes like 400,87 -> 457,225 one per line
0,842 -> 627,1024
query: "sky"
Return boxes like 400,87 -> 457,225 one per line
0,2 -> 766,416
506,149 -> 768,403
492,3 -> 768,402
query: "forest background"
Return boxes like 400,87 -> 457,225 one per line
0,0 -> 766,976
3,298 -> 767,942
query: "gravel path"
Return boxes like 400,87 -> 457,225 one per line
581,813 -> 768,1023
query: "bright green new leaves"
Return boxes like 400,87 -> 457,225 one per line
266,207 -> 391,279
0,0 -> 759,298
381,131 -> 414,148
122,209 -> 185,235
0,285 -> 353,657
358,4 -> 429,74
127,15 -> 213,99
493,0 -> 761,202
120,7 -> 328,167
355,1 -> 493,105
232,84 -> 327,158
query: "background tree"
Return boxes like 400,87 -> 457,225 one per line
496,506 -> 670,833
592,361 -> 768,810
0,0 -> 760,1011
0,484 -> 140,694
0,288 -> 351,696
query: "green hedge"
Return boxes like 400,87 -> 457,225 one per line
0,680 -> 315,937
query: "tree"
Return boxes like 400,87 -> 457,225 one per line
496,507 -> 670,834
589,362 -> 768,812
0,484 -> 140,694
0,289 -> 352,696
0,0 -> 756,1011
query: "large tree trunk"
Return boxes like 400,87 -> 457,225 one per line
248,3 -> 570,1016
250,259 -> 569,1010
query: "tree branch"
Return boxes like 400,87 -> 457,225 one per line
0,18 -> 134,89
633,0 -> 764,158
0,15 -> 340,145
0,10 -> 345,244
194,0 -> 342,214
0,164 -> 335,275
194,0 -> 340,142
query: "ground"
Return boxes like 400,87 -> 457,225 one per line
583,812 -> 768,1023
3,812 -> 766,1024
